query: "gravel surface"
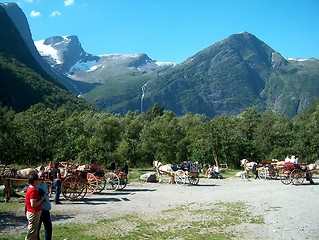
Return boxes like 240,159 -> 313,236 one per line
1,176 -> 318,239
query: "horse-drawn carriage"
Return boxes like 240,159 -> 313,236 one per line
0,165 -> 44,202
0,162 -> 129,202
277,161 -> 318,185
241,158 -> 319,184
257,160 -> 279,180
153,161 -> 201,186
63,163 -> 129,197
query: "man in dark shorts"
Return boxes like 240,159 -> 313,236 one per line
50,162 -> 62,204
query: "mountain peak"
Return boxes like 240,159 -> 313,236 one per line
35,35 -> 99,72
0,2 -> 18,7
43,35 -> 79,46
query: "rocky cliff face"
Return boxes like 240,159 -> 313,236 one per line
0,4 -> 91,112
36,35 -> 100,74
1,2 -> 98,95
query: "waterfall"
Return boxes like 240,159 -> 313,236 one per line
140,82 -> 148,113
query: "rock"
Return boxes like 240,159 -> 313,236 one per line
140,172 -> 157,182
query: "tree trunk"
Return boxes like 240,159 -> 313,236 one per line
213,153 -> 219,167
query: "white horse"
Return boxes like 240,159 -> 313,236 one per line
153,161 -> 173,183
17,168 -> 37,178
240,159 -> 258,179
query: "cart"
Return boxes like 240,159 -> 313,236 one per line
173,162 -> 200,186
278,160 -> 309,185
59,163 -> 104,200
257,160 -> 279,180
79,163 -> 128,192
61,170 -> 92,200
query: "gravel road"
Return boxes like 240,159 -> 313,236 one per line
1,176 -> 318,239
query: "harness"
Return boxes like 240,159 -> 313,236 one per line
0,165 -> 17,179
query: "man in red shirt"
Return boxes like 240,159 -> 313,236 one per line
25,173 -> 44,240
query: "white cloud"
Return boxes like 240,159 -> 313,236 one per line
51,11 -> 62,17
30,10 -> 41,17
64,0 -> 75,6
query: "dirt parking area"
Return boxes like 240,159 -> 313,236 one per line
1,176 -> 319,239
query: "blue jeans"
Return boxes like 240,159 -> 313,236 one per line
37,210 -> 52,240
53,179 -> 62,203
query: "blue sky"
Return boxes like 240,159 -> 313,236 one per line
2,0 -> 319,63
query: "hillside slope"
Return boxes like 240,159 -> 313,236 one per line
143,32 -> 319,118
0,5 -> 91,112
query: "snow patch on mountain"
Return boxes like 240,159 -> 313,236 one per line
286,57 -> 308,62
99,53 -> 147,60
35,39 -> 62,64
155,61 -> 176,67
68,59 -> 99,73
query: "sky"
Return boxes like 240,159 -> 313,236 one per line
1,0 -> 319,63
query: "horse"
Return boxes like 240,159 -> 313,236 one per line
17,168 -> 37,178
153,161 -> 174,183
306,163 -> 319,184
0,166 -> 32,202
0,165 -> 17,178
240,159 -> 258,179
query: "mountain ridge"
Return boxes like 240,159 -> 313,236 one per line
0,3 -> 92,112
142,32 -> 319,118
28,31 -> 319,118
2,3 -> 319,118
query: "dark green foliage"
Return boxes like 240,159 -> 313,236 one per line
1,99 -> 319,168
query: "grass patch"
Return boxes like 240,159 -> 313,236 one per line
0,201 -> 24,213
214,169 -> 239,179
1,201 -> 264,240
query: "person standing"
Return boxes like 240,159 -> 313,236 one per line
25,173 -> 44,240
44,161 -> 53,196
50,162 -> 62,204
37,171 -> 52,240
109,160 -> 118,171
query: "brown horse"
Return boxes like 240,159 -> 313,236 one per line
153,161 -> 173,183
306,163 -> 319,184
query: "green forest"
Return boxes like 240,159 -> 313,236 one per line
1,101 -> 319,169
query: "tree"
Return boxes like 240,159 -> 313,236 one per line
139,110 -> 184,165
14,104 -> 67,165
254,112 -> 293,160
0,105 -> 20,164
233,108 -> 261,162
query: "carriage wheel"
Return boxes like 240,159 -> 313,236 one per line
269,169 -> 278,180
77,182 -> 88,200
117,177 -> 128,190
62,176 -> 87,200
279,169 -> 292,185
258,169 -> 267,180
95,178 -> 106,193
174,171 -> 186,186
87,173 -> 99,194
104,172 -> 120,191
188,173 -> 199,185
290,169 -> 305,185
